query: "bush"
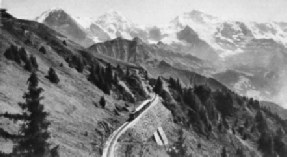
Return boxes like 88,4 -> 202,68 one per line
63,40 -> 67,46
4,45 -> 21,64
46,67 -> 60,84
39,46 -> 46,54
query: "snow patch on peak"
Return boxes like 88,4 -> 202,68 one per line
73,16 -> 94,29
96,10 -> 132,25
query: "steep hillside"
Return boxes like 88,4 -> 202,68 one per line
0,11 -> 150,157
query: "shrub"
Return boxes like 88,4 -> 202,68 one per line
46,67 -> 60,84
39,46 -> 46,54
63,40 -> 67,46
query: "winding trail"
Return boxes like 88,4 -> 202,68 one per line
102,93 -> 158,157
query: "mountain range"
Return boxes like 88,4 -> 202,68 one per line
1,8 -> 287,157
36,7 -> 287,107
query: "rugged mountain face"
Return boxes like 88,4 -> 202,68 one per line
88,37 -> 216,74
89,37 -> 149,63
35,8 -> 287,106
36,7 -> 95,47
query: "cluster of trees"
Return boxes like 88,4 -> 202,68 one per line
88,63 -> 117,95
255,111 -> 287,157
65,55 -> 85,73
0,72 -> 52,156
164,76 -> 287,156
4,45 -> 38,72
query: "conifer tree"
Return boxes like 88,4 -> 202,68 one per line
88,64 -> 97,84
14,72 -> 50,156
153,76 -> 163,95
76,57 -> 84,73
19,47 -> 28,63
99,96 -> 106,108
29,55 -> 38,70
105,63 -> 113,85
113,73 -> 118,85
24,58 -> 33,72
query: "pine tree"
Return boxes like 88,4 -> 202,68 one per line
153,76 -> 163,95
76,57 -> 84,73
30,55 -> 38,70
113,73 -> 118,85
99,96 -> 106,108
46,67 -> 60,84
24,58 -> 33,72
14,72 -> 50,156
88,64 -> 97,84
105,63 -> 113,85
19,47 -> 28,63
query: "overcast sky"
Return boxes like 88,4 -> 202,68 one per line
2,0 -> 287,25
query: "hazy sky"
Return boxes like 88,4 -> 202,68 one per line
2,0 -> 287,25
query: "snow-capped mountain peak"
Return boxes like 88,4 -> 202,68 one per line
94,10 -> 137,39
35,7 -> 66,23
95,10 -> 133,27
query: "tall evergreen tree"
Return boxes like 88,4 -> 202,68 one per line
153,76 -> 163,95
14,72 -> 50,156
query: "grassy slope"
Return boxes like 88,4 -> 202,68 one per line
0,17 -> 131,157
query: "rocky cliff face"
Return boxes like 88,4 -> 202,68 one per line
88,37 -> 150,63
